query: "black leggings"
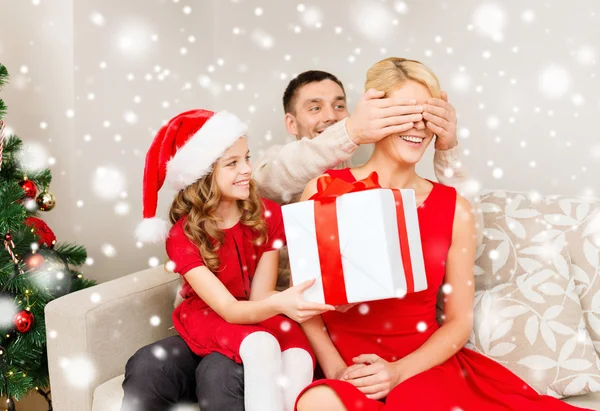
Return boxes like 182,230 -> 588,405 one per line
121,335 -> 244,411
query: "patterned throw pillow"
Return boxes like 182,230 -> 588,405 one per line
467,191 -> 600,398
565,204 -> 600,355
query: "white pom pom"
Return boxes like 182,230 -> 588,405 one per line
135,218 -> 169,244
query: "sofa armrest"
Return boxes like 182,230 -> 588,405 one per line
45,266 -> 179,411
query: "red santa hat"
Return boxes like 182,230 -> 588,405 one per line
136,109 -> 247,243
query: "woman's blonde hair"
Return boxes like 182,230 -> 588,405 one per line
168,168 -> 267,273
365,57 -> 442,98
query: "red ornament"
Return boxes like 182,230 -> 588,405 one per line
19,179 -> 38,198
24,217 -> 57,248
14,310 -> 35,333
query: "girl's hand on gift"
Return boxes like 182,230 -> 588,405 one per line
344,354 -> 402,400
334,303 -> 358,313
269,278 -> 335,323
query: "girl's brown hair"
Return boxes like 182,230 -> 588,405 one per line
169,168 -> 267,273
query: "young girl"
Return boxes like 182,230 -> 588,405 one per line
135,109 -> 334,411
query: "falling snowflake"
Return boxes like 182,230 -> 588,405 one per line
538,65 -> 571,98
280,320 -> 291,332
116,24 -> 151,57
90,12 -> 105,26
0,297 -> 18,328
60,356 -> 96,389
101,243 -> 117,258
123,110 -> 138,125
394,1 -> 409,14
165,260 -> 176,272
571,94 -> 585,106
451,72 -> 471,93
486,116 -> 500,130
251,29 -> 275,49
152,345 -> 168,360
472,3 -> 507,42
358,303 -> 369,315
575,45 -> 596,65
198,75 -> 212,88
300,6 -> 323,28
395,288 -> 407,298
276,374 -> 289,389
19,142 -> 50,171
92,166 -> 126,200
521,9 -> 535,23
351,1 -> 393,42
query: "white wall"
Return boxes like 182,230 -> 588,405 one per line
1,0 -> 599,283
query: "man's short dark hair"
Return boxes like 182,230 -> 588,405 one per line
283,70 -> 345,114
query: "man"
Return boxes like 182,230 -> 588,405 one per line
121,70 -> 481,411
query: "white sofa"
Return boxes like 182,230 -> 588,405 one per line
45,266 -> 183,411
45,190 -> 600,411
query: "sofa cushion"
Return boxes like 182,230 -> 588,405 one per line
566,203 -> 600,355
91,372 -> 600,410
468,191 -> 600,398
93,374 -> 201,411
90,372 -> 599,410
563,390 -> 600,408
92,374 -> 125,411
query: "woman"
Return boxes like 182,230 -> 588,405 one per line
294,58 -> 591,411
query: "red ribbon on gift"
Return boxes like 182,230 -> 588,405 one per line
309,172 -> 415,305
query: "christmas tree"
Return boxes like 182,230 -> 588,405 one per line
0,64 -> 95,410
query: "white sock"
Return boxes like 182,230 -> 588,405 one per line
281,348 -> 314,411
239,331 -> 283,411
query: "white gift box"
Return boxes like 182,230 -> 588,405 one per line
282,188 -> 427,305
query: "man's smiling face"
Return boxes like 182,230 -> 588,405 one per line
285,79 -> 349,140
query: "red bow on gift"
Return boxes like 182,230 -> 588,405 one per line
308,171 -> 416,305
310,172 -> 381,201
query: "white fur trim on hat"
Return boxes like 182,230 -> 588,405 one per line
164,111 -> 248,191
135,217 -> 170,244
